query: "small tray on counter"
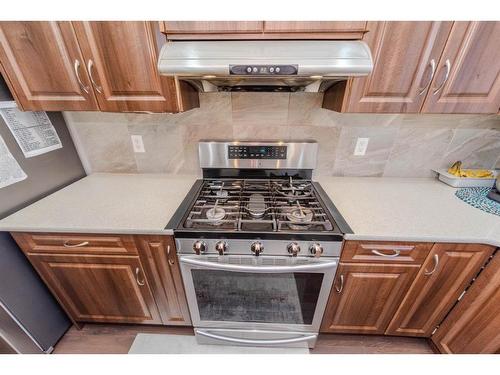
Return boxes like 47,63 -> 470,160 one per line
433,169 -> 498,188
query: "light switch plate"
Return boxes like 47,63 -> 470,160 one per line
131,135 -> 145,153
354,137 -> 369,156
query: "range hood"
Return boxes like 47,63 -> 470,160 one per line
158,40 -> 373,93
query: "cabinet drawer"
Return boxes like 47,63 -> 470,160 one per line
341,241 -> 433,264
11,232 -> 138,255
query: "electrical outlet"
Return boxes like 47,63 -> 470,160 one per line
354,137 -> 369,156
131,135 -> 145,153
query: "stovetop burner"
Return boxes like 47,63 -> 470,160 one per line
181,177 -> 338,234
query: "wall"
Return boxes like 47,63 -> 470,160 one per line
64,93 -> 500,178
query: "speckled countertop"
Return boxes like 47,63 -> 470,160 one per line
317,176 -> 500,247
1,173 -> 499,248
0,173 -> 198,235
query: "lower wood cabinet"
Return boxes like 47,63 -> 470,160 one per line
431,251 -> 500,353
386,243 -> 495,337
27,253 -> 162,325
320,262 -> 420,334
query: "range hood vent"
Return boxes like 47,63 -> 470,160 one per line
158,40 -> 373,93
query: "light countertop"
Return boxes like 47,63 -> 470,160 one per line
0,173 -> 198,235
317,176 -> 500,248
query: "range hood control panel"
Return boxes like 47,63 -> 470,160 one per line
229,65 -> 298,76
228,145 -> 287,159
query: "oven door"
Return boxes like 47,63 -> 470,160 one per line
179,254 -> 337,333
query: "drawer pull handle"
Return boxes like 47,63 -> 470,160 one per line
371,249 -> 401,258
135,267 -> 145,286
335,274 -> 344,294
63,241 -> 89,248
418,59 -> 436,95
167,245 -> 175,266
424,254 -> 440,276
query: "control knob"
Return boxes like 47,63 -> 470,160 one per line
287,242 -> 301,257
192,240 -> 206,255
246,66 -> 252,73
309,243 -> 323,258
251,241 -> 264,256
215,241 -> 228,256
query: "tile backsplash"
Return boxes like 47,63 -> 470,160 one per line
64,93 -> 500,178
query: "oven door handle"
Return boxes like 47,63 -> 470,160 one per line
179,257 -> 337,273
196,329 -> 316,346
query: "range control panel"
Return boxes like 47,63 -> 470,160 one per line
229,65 -> 298,75
228,145 -> 287,159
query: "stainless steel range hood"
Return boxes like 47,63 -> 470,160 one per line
158,41 -> 373,93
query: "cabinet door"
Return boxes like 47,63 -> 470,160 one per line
386,244 -> 494,337
28,253 -> 162,324
135,235 -> 191,326
320,262 -> 419,334
72,21 -> 191,113
263,21 -> 366,38
342,21 -> 453,113
161,21 -> 263,34
421,22 -> 500,114
432,251 -> 500,353
0,22 -> 98,111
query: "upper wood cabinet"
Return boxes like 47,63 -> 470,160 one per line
0,22 -> 98,111
320,262 -> 420,334
135,235 -> 191,326
386,243 -> 495,337
421,22 -> 500,114
432,251 -> 500,353
331,21 -> 500,114
339,21 -> 453,113
160,21 -> 366,40
0,21 -> 198,113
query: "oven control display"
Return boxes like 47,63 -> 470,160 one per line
228,145 -> 287,159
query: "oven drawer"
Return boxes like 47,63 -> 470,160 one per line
341,241 -> 433,264
12,232 -> 138,255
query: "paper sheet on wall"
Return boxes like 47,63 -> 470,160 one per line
0,133 -> 27,189
0,108 -> 62,158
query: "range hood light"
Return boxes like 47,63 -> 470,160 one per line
310,75 -> 323,79
202,75 -> 217,79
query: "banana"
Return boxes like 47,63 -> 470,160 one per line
447,161 -> 493,178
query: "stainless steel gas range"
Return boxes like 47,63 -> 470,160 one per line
167,141 -> 352,348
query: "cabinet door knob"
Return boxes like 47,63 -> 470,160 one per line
335,274 -> 344,294
135,267 -> 145,286
418,59 -> 436,95
424,254 -> 440,276
87,59 -> 103,94
433,59 -> 451,95
73,59 -> 90,94
371,249 -> 400,258
167,245 -> 175,266
63,240 -> 89,248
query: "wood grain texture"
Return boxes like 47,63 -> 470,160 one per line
344,21 -> 453,113
263,21 -> 366,34
53,324 -> 433,354
27,253 -> 162,325
72,21 -> 192,113
162,21 -> 263,34
341,241 -> 433,264
320,262 -> 420,334
421,21 -> 500,114
432,251 -> 500,353
135,235 -> 191,326
11,232 -> 138,256
386,243 -> 495,337
0,21 -> 98,111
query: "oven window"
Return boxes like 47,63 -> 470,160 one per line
191,270 -> 324,325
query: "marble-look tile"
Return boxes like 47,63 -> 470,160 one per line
233,124 -> 290,141
231,92 -> 289,127
287,93 -> 334,127
174,92 -> 232,127
330,112 -> 402,129
440,128 -> 500,169
333,126 -> 399,177
383,127 -> 454,177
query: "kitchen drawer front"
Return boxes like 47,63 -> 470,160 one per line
11,232 -> 138,255
341,241 -> 433,264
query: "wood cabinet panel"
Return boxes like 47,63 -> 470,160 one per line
12,232 -> 138,256
341,241 -> 432,264
320,262 -> 419,334
342,21 -> 453,113
386,243 -> 494,337
432,251 -> 500,353
0,21 -> 98,111
135,235 -> 191,326
263,21 -> 366,36
27,253 -> 162,324
73,21 -> 190,113
421,21 -> 500,113
161,21 -> 263,34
